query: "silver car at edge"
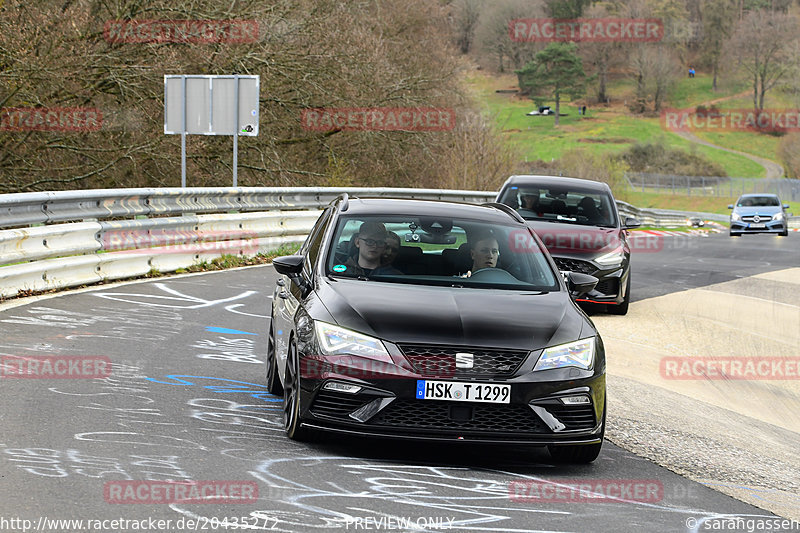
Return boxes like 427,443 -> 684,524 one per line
728,194 -> 790,237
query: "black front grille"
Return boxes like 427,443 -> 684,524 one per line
554,258 -> 595,274
742,215 -> 772,222
546,404 -> 596,431
372,400 -> 548,433
593,278 -> 617,296
310,390 -> 371,418
399,344 -> 528,378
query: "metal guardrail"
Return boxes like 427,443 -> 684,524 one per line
625,173 -> 800,201
1,187 -> 794,299
0,187 -> 495,228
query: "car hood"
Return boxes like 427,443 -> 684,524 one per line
733,206 -> 782,216
317,278 -> 588,351
525,221 -> 622,255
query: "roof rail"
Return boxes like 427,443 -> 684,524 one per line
340,193 -> 349,212
481,202 -> 525,224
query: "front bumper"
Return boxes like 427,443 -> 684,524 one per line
553,256 -> 629,305
295,348 -> 606,445
730,220 -> 786,234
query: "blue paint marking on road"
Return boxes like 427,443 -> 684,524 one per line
145,375 -> 282,402
205,326 -> 258,335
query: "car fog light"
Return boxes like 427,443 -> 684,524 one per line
323,382 -> 362,394
560,395 -> 591,405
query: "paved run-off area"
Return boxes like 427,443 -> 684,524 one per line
594,268 -> 800,521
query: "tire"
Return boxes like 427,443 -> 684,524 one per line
607,275 -> 630,315
730,231 -> 740,237
780,229 -> 788,237
548,404 -> 605,464
265,322 -> 283,396
283,340 -> 310,441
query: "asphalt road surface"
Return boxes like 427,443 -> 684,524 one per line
0,231 -> 798,533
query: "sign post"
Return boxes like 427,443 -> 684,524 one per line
164,75 -> 259,187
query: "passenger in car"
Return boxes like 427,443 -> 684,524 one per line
344,221 -> 401,277
382,231 -> 401,267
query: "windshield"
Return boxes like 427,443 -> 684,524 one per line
498,184 -> 617,227
737,196 -> 780,207
326,215 -> 560,291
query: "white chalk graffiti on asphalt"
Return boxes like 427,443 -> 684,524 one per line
1,446 -> 192,481
93,282 -> 258,310
193,337 -> 262,364
223,303 -> 269,319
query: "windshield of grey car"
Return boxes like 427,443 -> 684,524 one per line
737,196 -> 780,207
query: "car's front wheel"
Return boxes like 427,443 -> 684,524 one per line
730,230 -> 740,237
283,339 -> 310,441
780,228 -> 788,237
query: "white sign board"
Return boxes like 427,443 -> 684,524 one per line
164,75 -> 259,136
164,75 -> 259,187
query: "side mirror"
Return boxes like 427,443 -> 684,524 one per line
273,255 -> 312,295
273,255 -> 304,276
783,204 -> 790,209
727,205 -> 734,209
624,217 -> 641,229
567,272 -> 598,299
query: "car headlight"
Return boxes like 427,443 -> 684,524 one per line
774,212 -> 784,221
314,321 -> 391,362
731,212 -> 741,222
534,337 -> 595,372
595,246 -> 624,266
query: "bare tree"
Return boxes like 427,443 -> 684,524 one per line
628,44 -> 681,113
473,0 -> 544,73
724,9 -> 799,113
580,2 -> 626,104
451,0 -> 482,54
701,0 -> 737,91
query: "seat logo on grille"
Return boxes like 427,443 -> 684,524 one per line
455,352 -> 474,369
